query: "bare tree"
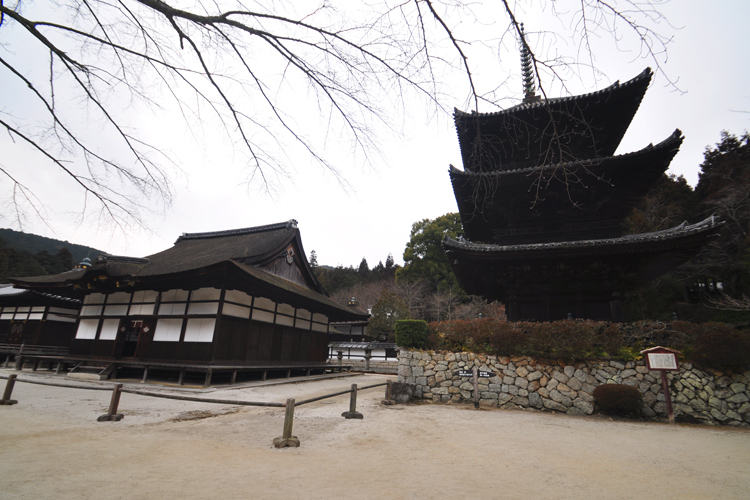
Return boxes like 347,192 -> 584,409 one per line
1,0 -> 676,230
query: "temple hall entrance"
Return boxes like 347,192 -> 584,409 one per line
116,320 -> 152,359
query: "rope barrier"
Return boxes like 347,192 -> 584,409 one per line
0,373 -> 387,408
1,371 -> 393,447
294,382 -> 388,406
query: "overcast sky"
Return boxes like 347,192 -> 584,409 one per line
2,0 -> 749,269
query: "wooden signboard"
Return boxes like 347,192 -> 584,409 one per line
642,346 -> 680,371
455,370 -> 491,378
640,346 -> 681,424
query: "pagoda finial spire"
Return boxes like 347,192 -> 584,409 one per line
519,23 -> 539,103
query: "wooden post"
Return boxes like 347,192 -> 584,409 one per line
286,369 -> 291,379
342,383 -> 364,419
262,370 -> 267,381
473,366 -> 479,409
661,371 -> 675,424
14,344 -> 24,371
203,369 -> 213,388
178,369 -> 185,386
231,371 -> 237,385
382,379 -> 396,405
364,349 -> 372,371
0,374 -> 19,405
55,361 -> 63,374
3,354 -> 10,368
97,384 -> 124,421
141,366 -> 149,384
273,398 -> 300,448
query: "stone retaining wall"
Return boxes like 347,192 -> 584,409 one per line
398,350 -> 750,426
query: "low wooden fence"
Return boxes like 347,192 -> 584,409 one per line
0,373 -> 388,448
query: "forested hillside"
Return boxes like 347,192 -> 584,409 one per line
0,229 -> 104,282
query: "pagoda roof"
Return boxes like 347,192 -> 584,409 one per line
443,217 -> 722,302
454,68 -> 652,172
450,130 -> 683,245
11,221 -> 367,322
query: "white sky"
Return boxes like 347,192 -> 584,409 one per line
1,0 -> 749,268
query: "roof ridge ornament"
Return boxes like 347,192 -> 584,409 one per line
519,23 -> 540,103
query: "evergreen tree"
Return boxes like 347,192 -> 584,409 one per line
369,288 -> 410,341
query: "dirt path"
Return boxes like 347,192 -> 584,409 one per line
0,370 -> 748,499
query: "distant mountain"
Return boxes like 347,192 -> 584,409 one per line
0,229 -> 105,267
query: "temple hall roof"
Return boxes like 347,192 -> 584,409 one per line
10,221 -> 366,322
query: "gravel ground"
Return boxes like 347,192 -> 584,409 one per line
0,368 -> 749,499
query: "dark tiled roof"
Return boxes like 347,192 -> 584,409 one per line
140,220 -> 299,277
0,284 -> 81,305
10,221 -> 366,322
329,342 -> 397,349
444,216 -> 723,256
454,68 -> 652,119
453,68 -> 653,171
449,129 -> 683,180
228,261 -> 368,321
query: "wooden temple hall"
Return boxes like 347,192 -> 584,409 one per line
442,32 -> 721,322
4,220 -> 369,385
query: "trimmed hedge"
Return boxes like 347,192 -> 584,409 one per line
425,319 -> 750,373
395,319 -> 430,349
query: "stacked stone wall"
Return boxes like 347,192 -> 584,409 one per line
398,350 -> 750,426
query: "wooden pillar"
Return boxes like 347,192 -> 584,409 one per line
141,366 -> 149,384
473,366 -> 479,409
342,384 -> 363,419
203,369 -> 213,388
262,370 -> 267,381
97,384 -> 124,421
273,398 -> 300,448
382,379 -> 395,405
178,370 -> 185,386
231,370 -> 237,385
14,344 -> 24,371
0,374 -> 19,405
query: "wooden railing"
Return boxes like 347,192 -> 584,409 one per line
0,343 -> 69,357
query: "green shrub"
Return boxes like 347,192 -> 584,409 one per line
395,320 -> 429,349
421,319 -> 750,372
593,384 -> 643,416
677,322 -> 750,373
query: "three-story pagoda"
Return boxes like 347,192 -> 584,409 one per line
443,36 -> 720,321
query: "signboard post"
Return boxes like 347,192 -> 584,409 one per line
640,346 -> 681,424
454,368 -> 492,409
